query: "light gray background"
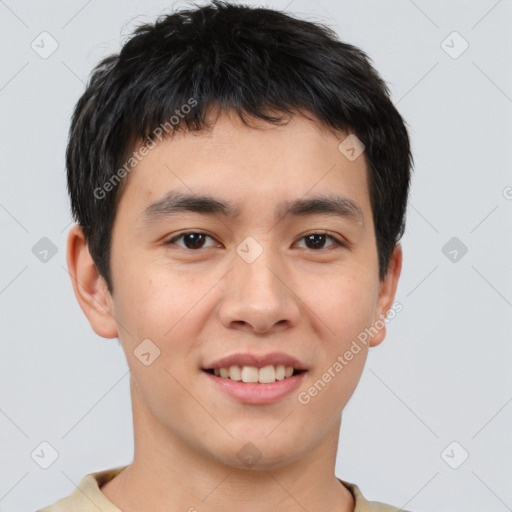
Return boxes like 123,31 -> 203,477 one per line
1,1 -> 511,511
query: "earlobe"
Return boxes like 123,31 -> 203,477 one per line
66,224 -> 118,339
369,243 -> 403,347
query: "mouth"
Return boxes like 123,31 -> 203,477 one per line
202,365 -> 307,384
201,352 -> 309,404
202,367 -> 308,405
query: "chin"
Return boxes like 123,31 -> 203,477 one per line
206,434 -> 307,471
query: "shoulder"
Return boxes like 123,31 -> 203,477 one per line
339,478 -> 413,512
36,466 -> 127,512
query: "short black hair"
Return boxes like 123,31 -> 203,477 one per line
67,0 -> 413,293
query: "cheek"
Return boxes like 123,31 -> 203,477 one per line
314,268 -> 377,342
300,271 -> 376,405
112,262 -> 202,340
112,267 -> 205,430
111,262 -> 218,386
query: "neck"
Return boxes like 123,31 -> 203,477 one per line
101,379 -> 354,512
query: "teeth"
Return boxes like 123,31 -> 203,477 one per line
229,365 -> 241,381
241,366 -> 259,383
211,364 -> 298,383
259,365 -> 275,383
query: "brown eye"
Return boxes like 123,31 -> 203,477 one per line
297,233 -> 344,250
166,232 -> 217,250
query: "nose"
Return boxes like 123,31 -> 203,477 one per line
217,243 -> 301,334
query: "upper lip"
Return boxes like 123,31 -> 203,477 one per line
203,352 -> 308,371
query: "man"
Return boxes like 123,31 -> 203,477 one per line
39,1 -> 413,510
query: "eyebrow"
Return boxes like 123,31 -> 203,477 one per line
140,191 -> 365,227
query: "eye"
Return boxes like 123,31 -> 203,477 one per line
295,232 -> 345,250
165,231 -> 219,250
164,231 -> 346,251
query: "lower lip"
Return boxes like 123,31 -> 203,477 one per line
202,370 -> 307,405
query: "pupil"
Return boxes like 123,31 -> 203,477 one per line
182,234 -> 327,250
306,234 -> 325,249
185,233 -> 205,249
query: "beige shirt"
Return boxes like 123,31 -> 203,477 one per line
37,465 -> 407,512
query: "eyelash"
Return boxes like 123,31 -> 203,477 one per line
164,231 -> 346,251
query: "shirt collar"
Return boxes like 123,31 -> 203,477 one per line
46,466 -> 391,512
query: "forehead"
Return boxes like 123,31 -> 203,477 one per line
116,110 -> 372,227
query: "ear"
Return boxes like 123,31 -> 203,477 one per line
66,224 -> 118,339
369,243 -> 403,347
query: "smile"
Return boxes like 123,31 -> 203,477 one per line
204,364 -> 305,384
202,368 -> 308,404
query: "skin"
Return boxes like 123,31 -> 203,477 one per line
67,109 -> 402,512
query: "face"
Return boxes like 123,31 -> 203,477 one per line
71,109 -> 401,469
